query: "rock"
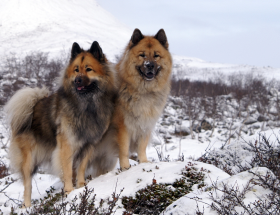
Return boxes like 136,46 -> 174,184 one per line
257,115 -> 268,122
158,128 -> 167,134
193,124 -> 201,133
161,121 -> 171,126
164,134 -> 172,140
244,117 -> 257,125
152,139 -> 162,146
269,88 -> 279,97
267,120 -> 280,127
201,120 -> 212,131
175,120 -> 182,125
241,126 -> 248,134
250,124 -> 260,129
168,117 -> 176,124
174,125 -> 190,136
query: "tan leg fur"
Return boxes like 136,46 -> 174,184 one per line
117,117 -> 131,170
137,133 -> 151,163
21,147 -> 32,207
57,132 -> 74,194
76,148 -> 93,188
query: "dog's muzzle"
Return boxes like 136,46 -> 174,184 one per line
137,61 -> 160,81
74,75 -> 99,94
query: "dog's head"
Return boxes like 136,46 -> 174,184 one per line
64,41 -> 107,95
119,29 -> 172,90
131,29 -> 169,81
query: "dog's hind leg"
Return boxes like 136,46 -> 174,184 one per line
11,135 -> 35,207
56,132 -> 74,194
21,147 -> 33,207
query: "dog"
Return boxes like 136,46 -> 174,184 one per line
88,28 -> 172,173
4,41 -> 116,207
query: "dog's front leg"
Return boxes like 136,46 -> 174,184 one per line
137,133 -> 150,163
76,147 -> 93,188
117,119 -> 131,170
57,132 -> 74,194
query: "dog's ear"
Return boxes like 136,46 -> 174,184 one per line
89,41 -> 104,62
154,29 -> 168,49
71,42 -> 82,61
131,28 -> 144,45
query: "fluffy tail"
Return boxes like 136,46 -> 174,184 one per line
4,87 -> 50,135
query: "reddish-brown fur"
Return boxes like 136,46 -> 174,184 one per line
89,29 -> 172,172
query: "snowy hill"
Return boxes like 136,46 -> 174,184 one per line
172,55 -> 280,81
0,0 -> 131,62
1,0 -> 279,79
1,1 -> 280,214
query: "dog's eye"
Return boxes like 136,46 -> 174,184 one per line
86,68 -> 92,72
154,54 -> 160,58
75,69 -> 79,73
139,54 -> 145,58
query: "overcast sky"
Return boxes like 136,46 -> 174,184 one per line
97,0 -> 280,68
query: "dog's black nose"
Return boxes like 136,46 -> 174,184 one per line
146,62 -> 155,70
75,76 -> 82,84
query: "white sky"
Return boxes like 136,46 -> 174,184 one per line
97,0 -> 280,67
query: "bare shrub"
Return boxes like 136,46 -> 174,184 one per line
0,161 -> 9,179
198,132 -> 280,214
0,52 -> 67,103
23,185 -> 123,215
123,163 -> 207,215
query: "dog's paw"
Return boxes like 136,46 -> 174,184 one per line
76,181 -> 87,189
22,202 -> 31,208
121,164 -> 131,171
139,159 -> 151,164
64,187 -> 74,197
120,159 -> 131,171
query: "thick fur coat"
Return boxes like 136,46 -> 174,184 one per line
89,29 -> 172,173
5,41 -> 116,207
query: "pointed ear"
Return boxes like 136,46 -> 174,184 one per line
154,29 -> 168,49
89,41 -> 104,62
131,28 -> 144,45
71,42 -> 82,61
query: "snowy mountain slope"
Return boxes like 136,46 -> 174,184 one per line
1,1 -> 280,214
1,0 -> 279,80
172,55 -> 280,82
0,0 -> 131,62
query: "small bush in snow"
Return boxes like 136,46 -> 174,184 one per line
198,132 -> 280,214
122,163 -> 207,215
23,185 -> 122,215
0,161 -> 9,179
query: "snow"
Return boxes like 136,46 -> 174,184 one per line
163,167 -> 273,215
172,55 -> 280,82
0,0 -> 131,62
0,0 -> 280,214
0,174 -> 62,214
0,160 -> 229,215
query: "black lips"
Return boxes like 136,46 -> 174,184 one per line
75,80 -> 99,94
137,65 -> 161,81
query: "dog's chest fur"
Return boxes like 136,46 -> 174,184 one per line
119,85 -> 167,140
59,90 -> 112,146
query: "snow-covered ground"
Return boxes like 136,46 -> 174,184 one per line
0,0 -> 280,214
0,119 -> 279,214
1,94 -> 279,214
